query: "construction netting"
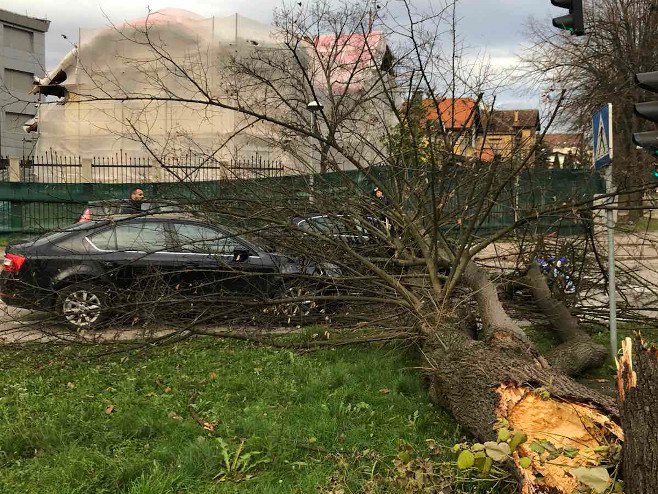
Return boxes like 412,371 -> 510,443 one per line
34,10 -> 293,166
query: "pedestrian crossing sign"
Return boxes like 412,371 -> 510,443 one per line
592,103 -> 613,169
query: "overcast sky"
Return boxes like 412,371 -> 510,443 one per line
3,0 -> 558,108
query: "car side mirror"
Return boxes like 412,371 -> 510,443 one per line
232,249 -> 251,263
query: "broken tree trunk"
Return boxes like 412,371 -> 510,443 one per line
424,260 -> 623,493
425,332 -> 621,494
617,336 -> 658,494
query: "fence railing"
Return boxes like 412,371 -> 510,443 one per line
13,154 -> 285,184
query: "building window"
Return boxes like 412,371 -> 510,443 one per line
3,26 -> 33,52
3,68 -> 34,94
4,112 -> 33,134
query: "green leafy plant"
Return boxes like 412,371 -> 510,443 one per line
212,437 -> 271,482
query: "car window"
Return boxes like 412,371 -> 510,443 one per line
171,223 -> 242,254
298,216 -> 335,234
300,216 -> 361,235
89,221 -> 169,252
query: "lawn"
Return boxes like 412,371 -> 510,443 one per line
0,336 -> 500,494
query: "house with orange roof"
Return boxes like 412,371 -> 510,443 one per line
407,97 -> 496,161
478,109 -> 541,163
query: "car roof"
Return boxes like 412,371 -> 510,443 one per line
86,199 -> 179,205
101,212 -> 202,222
292,213 -> 345,222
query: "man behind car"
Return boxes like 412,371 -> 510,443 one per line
122,187 -> 145,214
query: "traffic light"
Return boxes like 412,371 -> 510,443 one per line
551,0 -> 585,36
633,71 -> 658,156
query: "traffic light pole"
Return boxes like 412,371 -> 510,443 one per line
604,165 -> 617,356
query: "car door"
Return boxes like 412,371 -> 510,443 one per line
168,221 -> 275,299
86,219 -> 179,294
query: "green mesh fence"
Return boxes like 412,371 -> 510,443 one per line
0,168 -> 603,236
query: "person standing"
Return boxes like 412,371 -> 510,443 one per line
373,186 -> 389,206
122,187 -> 145,214
372,186 -> 392,234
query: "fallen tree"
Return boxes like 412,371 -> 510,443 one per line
21,0 -> 658,491
427,259 -> 622,493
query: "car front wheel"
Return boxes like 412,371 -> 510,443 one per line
57,282 -> 111,330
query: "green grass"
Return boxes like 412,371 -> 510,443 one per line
0,336 -> 479,493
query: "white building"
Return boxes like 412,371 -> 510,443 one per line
29,9 -> 395,181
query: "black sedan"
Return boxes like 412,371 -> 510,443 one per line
0,214 -> 339,329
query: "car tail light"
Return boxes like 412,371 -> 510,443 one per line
3,253 -> 26,273
78,208 -> 91,223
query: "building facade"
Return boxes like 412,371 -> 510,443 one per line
479,109 -> 540,163
27,9 -> 395,181
542,133 -> 588,168
0,8 -> 49,158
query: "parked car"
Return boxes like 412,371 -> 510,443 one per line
77,199 -> 191,223
0,214 -> 339,329
290,214 -> 373,245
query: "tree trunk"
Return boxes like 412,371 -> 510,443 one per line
424,334 -> 621,493
425,260 -> 624,493
617,336 -> 658,494
525,263 -> 609,376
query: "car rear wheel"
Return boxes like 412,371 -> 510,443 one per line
57,283 -> 110,330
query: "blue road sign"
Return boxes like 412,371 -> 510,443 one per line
592,103 -> 613,170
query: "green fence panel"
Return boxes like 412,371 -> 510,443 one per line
0,168 -> 604,236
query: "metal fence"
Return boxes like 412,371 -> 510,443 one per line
0,158 -> 9,182
21,156 -> 82,183
17,153 -> 285,184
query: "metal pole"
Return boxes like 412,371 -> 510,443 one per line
605,164 -> 617,356
309,112 -> 316,204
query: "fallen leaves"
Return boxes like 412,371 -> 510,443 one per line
202,421 -> 216,432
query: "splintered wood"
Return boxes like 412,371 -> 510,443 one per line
616,337 -> 638,403
497,383 -> 623,494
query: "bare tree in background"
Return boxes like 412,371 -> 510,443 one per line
522,0 -> 658,221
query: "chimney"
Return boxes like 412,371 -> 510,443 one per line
514,111 -> 519,124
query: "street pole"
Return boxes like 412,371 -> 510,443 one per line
593,103 -> 616,358
309,111 -> 316,204
604,164 -> 617,356
307,100 -> 323,205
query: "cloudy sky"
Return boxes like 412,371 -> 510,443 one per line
3,0 -> 558,108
